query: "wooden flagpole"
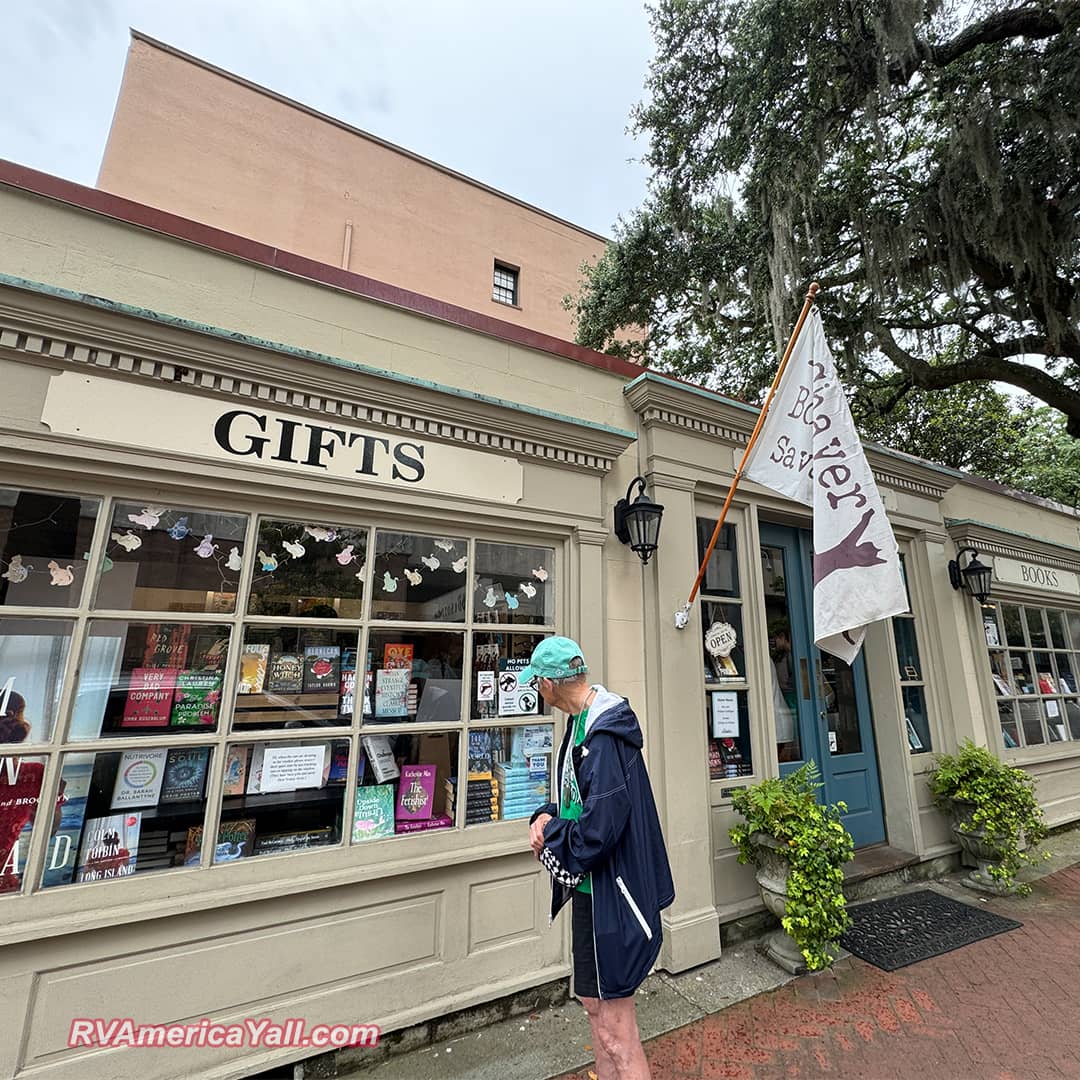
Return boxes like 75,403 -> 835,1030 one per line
674,281 -> 821,629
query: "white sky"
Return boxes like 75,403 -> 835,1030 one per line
0,0 -> 655,237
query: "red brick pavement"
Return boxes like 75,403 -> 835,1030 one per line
557,866 -> 1080,1080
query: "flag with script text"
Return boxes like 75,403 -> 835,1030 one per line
743,309 -> 908,663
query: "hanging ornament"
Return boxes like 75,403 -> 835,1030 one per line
282,540 -> 306,559
47,561 -> 75,586
482,586 -> 498,608
1,555 -> 30,584
404,568 -> 422,586
101,554 -> 114,573
434,539 -> 455,552
257,550 -> 279,571
421,554 -> 440,571
505,593 -> 520,610
451,556 -> 467,573
519,582 -> 537,599
111,530 -> 142,551
128,506 -> 167,529
531,566 -> 549,582
382,571 -> 399,593
303,526 -> 337,542
194,535 -> 218,558
704,622 -> 738,660
167,516 -> 190,540
335,545 -> 357,566
354,562 -> 366,581
225,546 -> 243,572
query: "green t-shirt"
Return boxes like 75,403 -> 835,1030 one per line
559,706 -> 591,893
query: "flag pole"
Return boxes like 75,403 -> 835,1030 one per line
673,281 -> 821,629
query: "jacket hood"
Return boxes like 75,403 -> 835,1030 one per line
582,685 -> 642,749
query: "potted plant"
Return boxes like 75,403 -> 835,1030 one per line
729,762 -> 854,973
928,739 -> 1049,895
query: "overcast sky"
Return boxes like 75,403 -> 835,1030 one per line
0,0 -> 655,237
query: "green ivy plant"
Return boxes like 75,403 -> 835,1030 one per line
928,740 -> 1049,894
729,762 -> 854,971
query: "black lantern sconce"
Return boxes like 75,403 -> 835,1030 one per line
613,476 -> 665,565
948,546 -> 993,604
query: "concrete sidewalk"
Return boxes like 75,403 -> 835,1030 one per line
328,826 -> 1080,1080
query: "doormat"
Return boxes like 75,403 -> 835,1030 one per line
839,888 -> 1021,971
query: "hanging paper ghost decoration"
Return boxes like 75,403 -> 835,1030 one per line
167,516 -> 190,540
505,593 -> 520,610
257,550 -> 279,571
532,566 -> 549,582
520,582 -> 537,598
102,554 -> 114,573
451,556 -> 467,573
404,568 -> 422,586
194,535 -> 218,558
111,531 -> 142,551
336,545 -> 357,566
421,554 -> 440,571
303,526 -> 337,542
482,586 -> 498,608
47,561 -> 75,586
2,555 -> 30,584
382,571 -> 398,593
434,539 -> 455,552
225,547 -> 243,572
128,506 -> 167,529
282,540 -> 306,559
354,562 -> 366,581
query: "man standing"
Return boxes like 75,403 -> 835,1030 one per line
521,636 -> 674,1080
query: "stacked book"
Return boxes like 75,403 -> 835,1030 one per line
494,760 -> 549,821
445,777 -> 499,825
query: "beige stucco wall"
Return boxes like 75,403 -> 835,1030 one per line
97,36 -> 607,343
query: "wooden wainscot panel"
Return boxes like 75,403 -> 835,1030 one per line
24,893 -> 440,1063
468,871 -> 541,954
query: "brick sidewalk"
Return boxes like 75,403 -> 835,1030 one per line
558,865 -> 1080,1080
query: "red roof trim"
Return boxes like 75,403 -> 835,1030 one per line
0,158 -> 645,380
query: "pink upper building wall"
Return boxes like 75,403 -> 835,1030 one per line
98,33 -> 608,342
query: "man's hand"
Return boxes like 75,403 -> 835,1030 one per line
530,813 -> 553,857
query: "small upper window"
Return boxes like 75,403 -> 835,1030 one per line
492,263 -> 519,306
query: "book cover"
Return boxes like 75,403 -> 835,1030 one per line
374,668 -> 410,717
395,764 -> 437,821
383,643 -> 414,670
246,743 -> 267,794
338,668 -> 357,719
184,818 -> 256,865
110,748 -> 169,809
42,759 -> 93,888
158,747 -> 211,804
121,667 -> 179,727
169,670 -> 223,727
190,630 -> 230,671
266,653 -> 304,694
76,813 -> 141,882
255,827 -> 334,855
352,783 -> 396,841
327,742 -> 351,783
141,624 -> 191,669
396,814 -> 453,834
467,730 -> 494,779
361,735 -> 400,782
237,644 -> 270,694
222,744 -> 250,796
303,645 -> 341,693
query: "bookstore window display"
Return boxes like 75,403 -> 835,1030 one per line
0,755 -> 50,893
892,556 -> 932,754
0,618 -> 74,744
984,601 -> 1080,748
363,630 -> 464,725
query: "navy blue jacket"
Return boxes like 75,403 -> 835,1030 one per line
532,686 -> 675,999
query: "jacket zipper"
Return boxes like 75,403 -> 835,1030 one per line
590,885 -> 604,1000
616,875 -> 653,940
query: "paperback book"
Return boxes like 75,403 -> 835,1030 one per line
121,667 -> 178,727
184,818 -> 256,865
395,764 -> 437,821
141,624 -> 191,669
395,814 -> 452,834
76,813 -> 141,881
222,744 -> 250,796
352,783 -> 396,841
266,653 -> 304,694
110,748 -> 169,809
170,670 -> 223,727
158,747 -> 211,804
303,646 -> 342,693
361,735 -> 400,782
237,644 -> 270,694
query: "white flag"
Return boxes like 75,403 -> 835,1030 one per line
744,309 -> 908,663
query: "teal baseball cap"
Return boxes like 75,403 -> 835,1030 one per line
517,636 -> 588,685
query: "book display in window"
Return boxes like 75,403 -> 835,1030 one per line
395,764 -> 437,822
110,748 -> 168,809
170,670 -> 223,727
76,813 -> 141,882
222,744 -> 250,796
494,759 -> 549,821
184,818 -> 256,865
303,645 -> 341,693
42,759 -> 92,888
266,653 -> 303,694
237,644 -> 270,694
256,827 -> 335,855
121,667 -> 178,727
158,747 -> 211,804
374,668 -> 410,718
142,624 -> 192,669
352,783 -> 395,841
361,735 -> 400,783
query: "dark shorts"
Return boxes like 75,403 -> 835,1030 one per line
571,889 -> 600,999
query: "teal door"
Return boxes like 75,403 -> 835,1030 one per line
760,523 -> 886,847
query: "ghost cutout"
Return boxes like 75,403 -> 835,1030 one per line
505,593 -> 520,610
194,535 -> 218,559
532,566 -> 549,582
404,568 -> 422,586
282,540 -> 306,559
127,506 -> 167,529
2,555 -> 30,584
226,547 -> 243,572
111,531 -> 142,551
434,539 -> 455,552
382,571 -> 398,593
257,550 -> 279,572
482,586 -> 498,608
520,582 -> 537,598
451,556 -> 467,573
354,562 -> 367,581
167,516 -> 190,540
421,554 -> 440,571
335,545 -> 357,566
303,526 -> 337,542
48,561 -> 75,586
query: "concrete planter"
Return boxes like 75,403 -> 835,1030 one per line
748,832 -> 809,974
949,799 -> 1022,895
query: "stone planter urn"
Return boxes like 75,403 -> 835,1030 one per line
749,832 -> 809,975
949,799 -> 1022,895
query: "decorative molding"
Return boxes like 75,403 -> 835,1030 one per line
947,521 -> 1080,574
0,297 -> 635,474
574,527 -> 611,548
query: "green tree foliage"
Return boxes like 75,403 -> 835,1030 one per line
570,0 -> 1080,441
1001,403 -> 1080,507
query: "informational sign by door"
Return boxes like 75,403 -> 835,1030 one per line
710,691 -> 739,738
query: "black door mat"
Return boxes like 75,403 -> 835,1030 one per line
839,888 -> 1022,971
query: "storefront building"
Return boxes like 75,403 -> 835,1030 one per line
1,163 -> 1079,1080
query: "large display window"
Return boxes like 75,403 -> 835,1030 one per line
0,489 -> 561,896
